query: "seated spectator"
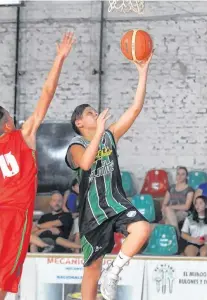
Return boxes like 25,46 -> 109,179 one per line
193,182 -> 207,202
63,178 -> 79,213
162,166 -> 194,236
30,191 -> 81,253
30,232 -> 54,253
181,196 -> 207,257
63,179 -> 80,253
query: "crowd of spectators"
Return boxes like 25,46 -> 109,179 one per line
32,167 -> 207,257
161,167 -> 207,257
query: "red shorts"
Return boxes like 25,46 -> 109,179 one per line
0,206 -> 33,293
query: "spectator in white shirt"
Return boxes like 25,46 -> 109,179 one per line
181,196 -> 207,257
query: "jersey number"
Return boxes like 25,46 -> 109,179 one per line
0,152 -> 20,178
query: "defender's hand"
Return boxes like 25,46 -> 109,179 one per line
56,32 -> 75,59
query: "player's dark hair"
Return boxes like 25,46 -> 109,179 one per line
71,104 -> 90,135
192,195 -> 207,224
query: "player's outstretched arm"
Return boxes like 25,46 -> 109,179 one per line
21,32 -> 75,143
109,52 -> 153,143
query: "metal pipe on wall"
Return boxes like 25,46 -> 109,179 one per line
14,6 -> 20,127
98,0 -> 104,113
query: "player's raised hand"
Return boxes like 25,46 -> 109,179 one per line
134,50 -> 154,74
96,108 -> 111,136
56,32 -> 75,59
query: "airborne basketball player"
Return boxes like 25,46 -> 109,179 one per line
0,32 -> 75,299
66,52 -> 153,300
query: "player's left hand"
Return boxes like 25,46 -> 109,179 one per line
56,32 -> 75,59
134,50 -> 154,73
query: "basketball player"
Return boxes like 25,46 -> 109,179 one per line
0,32 -> 75,299
66,52 -> 153,300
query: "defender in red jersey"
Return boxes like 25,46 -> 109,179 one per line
0,32 -> 75,299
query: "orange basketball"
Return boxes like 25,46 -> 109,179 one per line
120,29 -> 153,61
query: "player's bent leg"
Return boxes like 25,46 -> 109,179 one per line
81,256 -> 103,300
101,221 -> 151,300
101,208 -> 152,300
0,290 -> 7,300
122,220 -> 151,256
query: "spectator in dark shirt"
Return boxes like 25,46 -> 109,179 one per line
162,167 -> 194,236
30,191 -> 81,253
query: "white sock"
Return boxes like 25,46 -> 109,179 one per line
110,251 -> 131,275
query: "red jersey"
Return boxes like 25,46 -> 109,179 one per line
0,130 -> 37,210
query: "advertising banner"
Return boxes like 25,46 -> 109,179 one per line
143,259 -> 207,300
20,255 -> 207,300
35,256 -> 145,300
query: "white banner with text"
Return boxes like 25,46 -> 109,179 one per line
19,255 -> 207,300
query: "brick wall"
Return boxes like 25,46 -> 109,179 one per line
1,1 -> 207,190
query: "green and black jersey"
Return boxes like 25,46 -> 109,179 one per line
66,130 -> 132,236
